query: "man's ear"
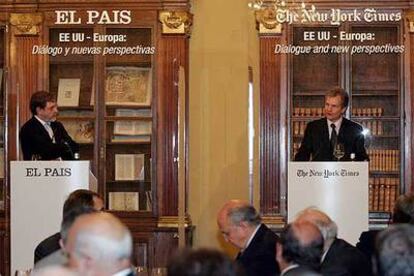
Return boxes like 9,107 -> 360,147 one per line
59,238 -> 65,250
239,221 -> 249,230
276,242 -> 283,261
35,106 -> 42,115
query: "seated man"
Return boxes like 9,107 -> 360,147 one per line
34,189 -> 103,264
65,212 -> 134,276
374,224 -> 414,276
295,208 -> 371,276
357,194 -> 414,263
277,221 -> 323,276
217,200 -> 279,276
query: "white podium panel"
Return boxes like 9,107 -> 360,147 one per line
11,161 -> 90,273
288,162 -> 369,245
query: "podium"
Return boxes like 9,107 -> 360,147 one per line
288,161 -> 369,245
10,161 -> 90,273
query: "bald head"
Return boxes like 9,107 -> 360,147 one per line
66,212 -> 132,276
295,208 -> 337,247
292,221 -> 323,247
217,200 -> 261,227
217,200 -> 261,249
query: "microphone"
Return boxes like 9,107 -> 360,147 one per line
62,140 -> 75,160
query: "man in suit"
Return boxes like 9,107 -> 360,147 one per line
20,90 -> 79,160
294,87 -> 368,161
217,200 -> 279,276
356,194 -> 414,264
65,212 -> 135,276
34,189 -> 104,265
296,208 -> 371,276
374,224 -> 414,276
277,221 -> 323,276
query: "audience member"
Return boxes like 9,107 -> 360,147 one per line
357,194 -> 414,262
217,200 -> 279,276
296,208 -> 371,276
31,265 -> 79,276
34,205 -> 96,269
65,212 -> 134,276
167,248 -> 244,276
277,221 -> 323,276
34,189 -> 103,264
374,224 -> 414,276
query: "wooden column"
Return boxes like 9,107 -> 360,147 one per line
9,13 -> 43,161
256,8 -> 285,215
157,11 -> 191,216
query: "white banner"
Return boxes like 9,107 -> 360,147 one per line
288,161 -> 369,245
11,161 -> 90,273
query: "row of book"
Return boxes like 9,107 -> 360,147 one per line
352,107 -> 384,117
367,149 -> 400,172
291,107 -> 384,117
359,121 -> 384,136
108,191 -> 152,211
369,177 -> 399,212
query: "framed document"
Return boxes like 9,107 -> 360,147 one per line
108,192 -> 126,211
63,121 -> 94,143
114,109 -> 152,136
57,78 -> 81,107
115,154 -> 145,181
109,192 -> 139,211
105,67 -> 152,106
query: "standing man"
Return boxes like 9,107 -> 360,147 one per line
217,200 -> 279,276
294,87 -> 368,161
20,90 -> 79,160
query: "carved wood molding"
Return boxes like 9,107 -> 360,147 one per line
157,216 -> 192,228
255,8 -> 282,34
10,13 -> 42,35
159,10 -> 193,35
406,11 -> 414,33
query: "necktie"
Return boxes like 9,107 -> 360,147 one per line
44,122 -> 55,143
330,123 -> 337,153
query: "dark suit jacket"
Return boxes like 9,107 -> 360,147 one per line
294,118 -> 368,161
282,265 -> 321,276
236,224 -> 279,276
356,229 -> 380,266
34,232 -> 61,264
20,117 -> 79,160
321,238 -> 372,276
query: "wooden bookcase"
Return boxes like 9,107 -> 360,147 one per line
48,26 -> 154,212
0,3 -> 192,275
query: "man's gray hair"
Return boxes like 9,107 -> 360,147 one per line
227,204 -> 261,226
73,226 -> 133,262
376,224 -> 414,276
296,207 -> 338,241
